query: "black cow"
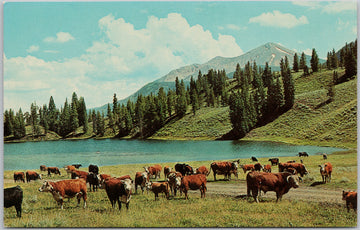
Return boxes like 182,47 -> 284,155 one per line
268,158 -> 279,166
4,186 -> 23,217
298,152 -> 309,157
88,164 -> 99,174
251,156 -> 258,162
175,163 -> 194,176
87,172 -> 100,192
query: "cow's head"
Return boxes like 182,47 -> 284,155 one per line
286,175 -> 300,188
185,165 -> 194,175
38,174 -> 43,180
120,179 -> 132,204
232,161 -> 239,170
38,181 -> 53,192
145,181 -> 153,191
143,167 -> 149,174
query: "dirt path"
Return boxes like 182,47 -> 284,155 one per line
200,181 -> 344,205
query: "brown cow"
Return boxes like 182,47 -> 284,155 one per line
65,165 -> 76,175
319,162 -> 332,183
38,179 -> 87,209
167,171 -> 182,196
284,167 -> 297,175
241,164 -> 255,173
342,191 -> 357,212
196,166 -> 210,176
104,178 -> 132,210
278,162 -> 308,177
144,164 -> 162,179
263,164 -> 272,173
40,165 -> 47,171
47,167 -> 61,177
71,170 -> 89,180
164,166 -> 172,178
99,174 -> 112,188
246,171 -> 300,203
26,171 -> 42,183
180,174 -> 207,199
175,163 -> 194,176
14,172 -> 25,183
135,172 -> 149,194
210,160 -> 239,181
268,158 -> 279,166
146,181 -> 170,200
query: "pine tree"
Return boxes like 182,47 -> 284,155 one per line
344,48 -> 357,79
13,109 -> 26,138
48,96 -> 58,132
157,87 -> 167,126
167,89 -> 175,117
175,80 -> 187,117
4,110 -> 13,136
331,49 -> 338,69
30,102 -> 41,137
281,57 -> 295,110
299,52 -> 306,71
310,48 -> 319,72
262,62 -> 272,88
135,95 -> 145,138
293,53 -> 299,72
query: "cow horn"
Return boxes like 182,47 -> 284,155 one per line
286,176 -> 292,183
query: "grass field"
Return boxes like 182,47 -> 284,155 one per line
3,150 -> 357,228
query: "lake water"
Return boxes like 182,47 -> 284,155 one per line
3,139 -> 346,171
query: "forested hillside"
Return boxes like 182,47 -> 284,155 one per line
3,41 -> 357,148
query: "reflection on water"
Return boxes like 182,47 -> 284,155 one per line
4,139 -> 346,170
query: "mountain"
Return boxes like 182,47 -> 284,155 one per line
93,42 -> 323,113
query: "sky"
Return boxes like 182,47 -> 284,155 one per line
2,1 -> 358,112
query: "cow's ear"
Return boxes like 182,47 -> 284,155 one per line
318,165 -> 321,167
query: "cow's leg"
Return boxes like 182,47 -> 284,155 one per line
252,189 -> 259,203
126,202 -> 129,210
15,204 -> 22,218
213,172 -> 217,181
118,199 -> 122,210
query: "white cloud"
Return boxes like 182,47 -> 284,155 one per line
219,24 -> 247,31
26,45 -> 39,53
44,32 -> 75,43
5,13 -> 243,110
303,48 -> 312,56
322,1 -> 356,14
249,10 -> 309,28
292,1 -> 321,9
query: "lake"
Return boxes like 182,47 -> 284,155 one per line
3,139 -> 346,171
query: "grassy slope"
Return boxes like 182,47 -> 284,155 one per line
3,152 -> 357,227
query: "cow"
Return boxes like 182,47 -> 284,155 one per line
87,172 -> 100,192
342,191 -> 357,212
71,170 -> 89,180
144,164 -> 162,179
72,164 -> 82,169
322,153 -> 328,160
240,164 -> 255,174
180,174 -> 207,199
167,171 -> 182,196
164,166 -> 172,178
287,160 -> 296,163
196,165 -> 210,176
298,152 -> 309,157
209,160 -> 239,181
104,178 -> 132,210
251,156 -> 258,162
40,165 -> 47,171
65,165 -> 76,175
268,158 -> 279,166
146,181 -> 170,200
4,186 -> 23,217
284,167 -> 297,175
319,162 -> 332,183
38,179 -> 87,209
175,163 -> 194,176
88,164 -> 99,174
263,164 -> 272,173
278,162 -> 309,177
14,172 -> 25,183
47,167 -> 61,177
26,171 -> 42,183
117,175 -> 132,181
135,171 -> 149,194
246,171 -> 300,203
254,163 -> 264,171
99,174 -> 112,188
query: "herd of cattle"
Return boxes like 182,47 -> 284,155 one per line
4,152 -> 357,218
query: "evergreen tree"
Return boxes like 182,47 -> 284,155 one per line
30,102 -> 41,137
92,110 -> 97,134
327,71 -> 337,102
13,109 -> 26,139
157,87 -> 168,126
48,96 -> 58,132
310,48 -> 319,72
344,48 -> 357,79
262,62 -> 272,88
293,53 -> 299,72
253,64 -> 266,121
167,89 -> 175,117
234,63 -> 241,86
4,110 -> 13,136
175,80 -> 187,117
135,95 -> 145,138
331,49 -> 338,69
58,99 -> 71,137
303,65 -> 310,77
299,52 -> 306,71
96,111 -> 105,136
281,57 -> 295,110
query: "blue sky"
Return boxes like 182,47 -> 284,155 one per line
3,1 -> 358,111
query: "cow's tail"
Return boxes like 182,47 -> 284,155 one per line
208,164 -> 213,176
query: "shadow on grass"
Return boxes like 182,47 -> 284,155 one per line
310,181 -> 325,187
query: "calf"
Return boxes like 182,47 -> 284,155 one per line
241,164 -> 255,173
87,172 -> 100,192
164,166 -> 172,178
144,164 -> 162,179
167,171 -> 182,196
246,171 -> 300,203
104,178 -> 132,210
135,172 -> 149,194
4,185 -> 23,217
26,170 -> 42,183
319,162 -> 332,183
180,174 -> 207,199
14,172 -> 25,183
298,152 -> 309,157
146,181 -> 170,200
88,164 -> 99,174
268,158 -> 279,166
322,153 -> 328,160
38,179 -> 87,209
47,167 -> 61,177
40,165 -> 47,171
278,162 -> 308,177
196,166 -> 210,176
71,170 -> 89,180
263,164 -> 272,173
342,191 -> 357,212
